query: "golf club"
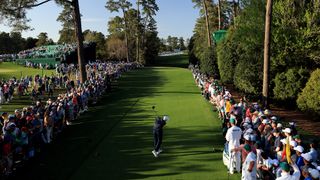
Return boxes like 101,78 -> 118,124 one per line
152,105 -> 158,117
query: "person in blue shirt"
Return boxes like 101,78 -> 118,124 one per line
293,145 -> 305,169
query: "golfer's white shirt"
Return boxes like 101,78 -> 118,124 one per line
225,126 -> 242,150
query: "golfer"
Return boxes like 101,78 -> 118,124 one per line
152,115 -> 169,157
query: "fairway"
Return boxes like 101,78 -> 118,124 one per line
20,55 -> 240,180
0,62 -> 54,79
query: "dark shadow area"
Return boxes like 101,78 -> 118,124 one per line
11,55 -> 232,180
11,67 -> 168,180
155,54 -> 189,68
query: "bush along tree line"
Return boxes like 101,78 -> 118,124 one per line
189,0 -> 320,115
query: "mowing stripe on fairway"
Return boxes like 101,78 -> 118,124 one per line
16,55 -> 240,180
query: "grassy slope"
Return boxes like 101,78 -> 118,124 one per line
0,62 -> 55,113
17,55 -> 240,180
0,62 -> 54,80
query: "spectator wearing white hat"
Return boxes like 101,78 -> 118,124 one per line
302,168 -> 320,180
233,134 -> 257,163
301,153 -> 317,173
293,145 -> 304,169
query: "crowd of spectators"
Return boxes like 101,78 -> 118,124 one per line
0,61 -> 141,177
17,44 -> 77,60
23,60 -> 57,69
190,64 -> 320,180
0,54 -> 17,62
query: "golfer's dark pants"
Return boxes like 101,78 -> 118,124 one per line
153,129 -> 163,152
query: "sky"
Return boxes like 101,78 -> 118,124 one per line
0,0 -> 200,42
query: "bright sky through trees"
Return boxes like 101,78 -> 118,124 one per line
0,0 -> 199,41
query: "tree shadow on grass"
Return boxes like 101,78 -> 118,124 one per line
11,59 -> 236,180
11,67 -> 169,180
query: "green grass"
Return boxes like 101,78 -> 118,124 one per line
0,62 -> 56,113
16,55 -> 241,180
0,62 -> 55,80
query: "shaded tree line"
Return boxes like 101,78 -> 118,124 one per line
158,36 -> 187,53
190,0 -> 320,115
189,0 -> 236,76
105,0 -> 160,65
0,31 -> 56,54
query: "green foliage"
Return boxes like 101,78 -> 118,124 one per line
271,0 -> 320,74
143,31 -> 160,65
233,57 -> 263,95
297,69 -> 320,115
0,31 -> 37,54
199,47 -> 218,76
57,3 -> 76,44
216,27 -> 237,83
179,37 -> 186,51
216,0 -> 265,94
273,68 -> 309,100
106,0 -> 159,64
83,30 -> 107,60
36,32 -> 54,47
188,36 -> 199,65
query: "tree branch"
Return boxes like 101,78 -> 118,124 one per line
4,0 -> 53,12
27,0 -> 52,8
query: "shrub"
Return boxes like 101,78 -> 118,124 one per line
217,28 -> 237,83
199,47 -> 219,77
273,68 -> 309,100
297,69 -> 320,115
233,58 -> 263,95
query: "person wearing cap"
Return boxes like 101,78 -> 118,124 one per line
301,153 -> 317,173
241,144 -> 257,180
289,122 -> 298,136
281,128 -> 293,163
308,141 -> 318,163
226,117 -> 242,174
293,134 -> 306,148
276,159 -> 300,180
233,134 -> 257,163
293,145 -> 305,169
302,168 -> 320,180
257,152 -> 274,180
277,123 -> 283,130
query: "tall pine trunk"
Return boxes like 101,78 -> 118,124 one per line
233,0 -> 237,21
263,0 -> 273,108
136,0 -> 140,62
72,0 -> 86,83
202,0 -> 212,47
218,0 -> 221,30
122,9 -> 130,62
